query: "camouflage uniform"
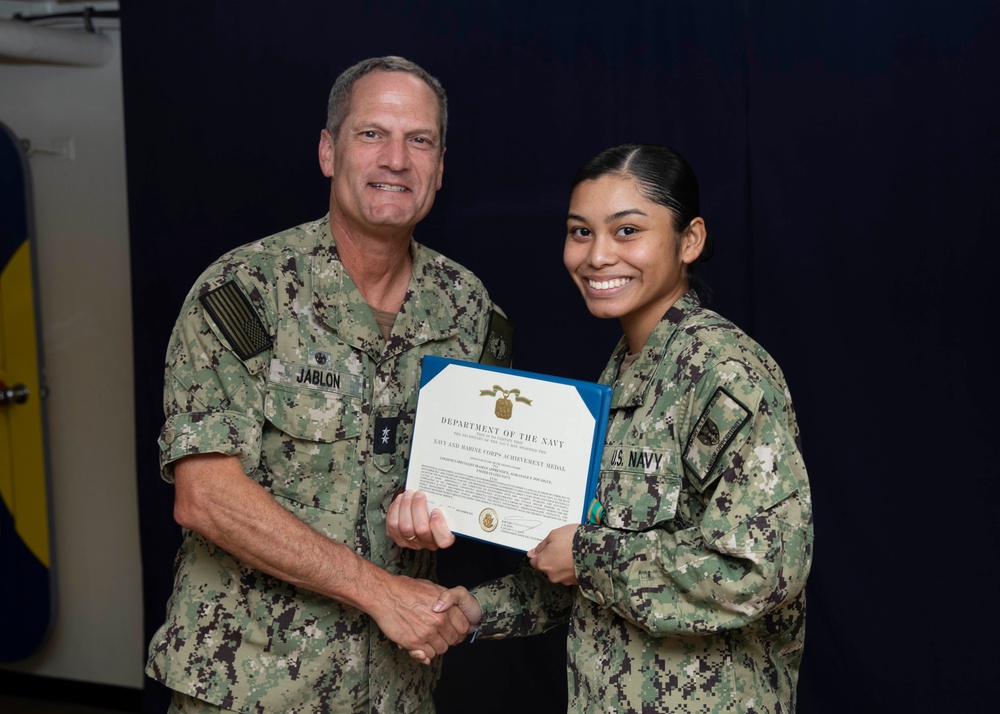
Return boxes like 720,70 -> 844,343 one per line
146,216 -> 511,713
471,291 -> 812,713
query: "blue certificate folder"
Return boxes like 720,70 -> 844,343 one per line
407,355 -> 611,551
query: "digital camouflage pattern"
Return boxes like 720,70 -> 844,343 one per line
472,291 -> 812,713
146,216 -> 509,713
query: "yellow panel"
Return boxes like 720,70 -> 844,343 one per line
0,239 -> 50,567
0,382 -> 12,512
0,248 -> 13,512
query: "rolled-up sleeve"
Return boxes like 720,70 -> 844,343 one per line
157,273 -> 269,482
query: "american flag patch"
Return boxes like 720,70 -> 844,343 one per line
199,280 -> 273,360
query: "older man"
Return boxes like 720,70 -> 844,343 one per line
146,56 -> 512,713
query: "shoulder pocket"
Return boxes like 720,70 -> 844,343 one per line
683,386 -> 752,493
198,268 -> 274,375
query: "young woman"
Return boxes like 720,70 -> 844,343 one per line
390,144 -> 813,713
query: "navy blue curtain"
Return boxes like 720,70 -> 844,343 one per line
122,2 -> 1000,712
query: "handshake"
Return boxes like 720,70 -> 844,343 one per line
379,490 -> 579,664
380,490 -> 481,665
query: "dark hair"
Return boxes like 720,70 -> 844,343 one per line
326,56 -> 448,150
571,143 -> 714,301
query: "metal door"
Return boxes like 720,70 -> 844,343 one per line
0,119 -> 54,661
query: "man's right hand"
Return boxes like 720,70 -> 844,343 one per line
405,585 -> 483,663
387,490 -> 455,550
366,573 -> 474,665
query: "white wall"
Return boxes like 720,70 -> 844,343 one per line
0,0 -> 143,689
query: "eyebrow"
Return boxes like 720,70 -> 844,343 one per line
567,208 -> 648,223
353,120 -> 439,139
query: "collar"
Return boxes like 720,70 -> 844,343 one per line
600,290 -> 702,409
311,218 -> 458,359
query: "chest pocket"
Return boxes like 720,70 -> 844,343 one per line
598,445 -> 681,531
263,377 -> 363,513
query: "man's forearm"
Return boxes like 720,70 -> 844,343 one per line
173,452 -> 372,602
172,452 -> 468,657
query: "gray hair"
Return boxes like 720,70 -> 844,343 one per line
326,56 -> 448,150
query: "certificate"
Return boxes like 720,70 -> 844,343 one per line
406,356 -> 611,551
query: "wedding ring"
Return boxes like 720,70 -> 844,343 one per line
406,535 -> 418,541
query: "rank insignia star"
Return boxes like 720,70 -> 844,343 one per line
374,416 -> 400,454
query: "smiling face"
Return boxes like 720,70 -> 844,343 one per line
319,70 -> 445,240
564,174 -> 705,352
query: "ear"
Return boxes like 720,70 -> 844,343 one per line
679,217 -> 707,265
319,129 -> 335,178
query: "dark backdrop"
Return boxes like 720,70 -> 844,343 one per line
121,2 -> 1000,712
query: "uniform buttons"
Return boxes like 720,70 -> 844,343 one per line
163,427 -> 176,444
594,591 -> 605,606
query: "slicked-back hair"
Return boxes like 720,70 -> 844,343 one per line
326,56 -> 448,151
571,143 -> 714,301
571,143 -> 700,234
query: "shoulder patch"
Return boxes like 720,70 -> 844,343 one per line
199,280 -> 273,360
479,310 -> 514,368
683,387 -> 751,492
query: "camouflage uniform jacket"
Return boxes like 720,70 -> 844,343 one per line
471,291 -> 812,713
146,216 -> 511,713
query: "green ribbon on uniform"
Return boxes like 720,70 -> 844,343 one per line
586,499 -> 605,525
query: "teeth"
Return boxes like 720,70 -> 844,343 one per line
370,183 -> 407,192
588,277 -> 631,290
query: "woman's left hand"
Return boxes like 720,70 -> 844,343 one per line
528,524 -> 579,585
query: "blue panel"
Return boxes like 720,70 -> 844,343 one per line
0,501 -> 52,662
0,122 -> 27,267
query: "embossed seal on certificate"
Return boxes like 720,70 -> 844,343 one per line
479,384 -> 533,420
479,508 -> 498,532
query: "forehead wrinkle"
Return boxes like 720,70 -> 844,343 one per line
341,117 -> 441,151
346,75 -> 441,138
